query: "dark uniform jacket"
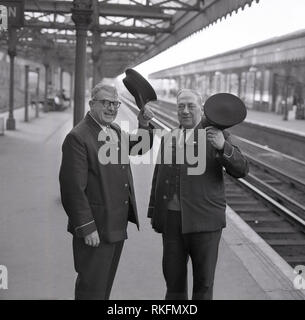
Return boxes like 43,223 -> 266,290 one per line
148,120 -> 249,234
59,112 -> 153,243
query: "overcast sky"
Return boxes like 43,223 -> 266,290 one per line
131,0 -> 305,78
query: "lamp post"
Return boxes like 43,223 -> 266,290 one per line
36,67 -> 40,117
71,0 -> 93,126
6,27 -> 17,130
42,39 -> 54,113
24,65 -> 29,122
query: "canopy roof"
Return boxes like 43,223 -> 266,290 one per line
0,0 -> 259,77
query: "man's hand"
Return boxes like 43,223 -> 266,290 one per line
206,126 -> 225,151
138,104 -> 154,127
84,230 -> 100,247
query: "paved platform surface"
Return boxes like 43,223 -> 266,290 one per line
0,102 -> 304,300
244,109 -> 305,137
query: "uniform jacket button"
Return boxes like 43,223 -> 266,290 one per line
124,200 -> 129,204
163,195 -> 167,200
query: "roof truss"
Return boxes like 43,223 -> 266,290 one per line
0,0 -> 260,77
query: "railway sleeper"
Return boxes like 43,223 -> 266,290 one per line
227,200 -> 260,206
268,239 -> 305,246
248,220 -> 295,229
254,226 -> 297,234
233,207 -> 271,214
262,232 -> 305,240
239,213 -> 284,222
282,255 -> 305,267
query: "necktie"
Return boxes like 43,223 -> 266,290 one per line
177,128 -> 186,148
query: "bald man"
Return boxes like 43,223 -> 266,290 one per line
148,89 -> 248,300
59,83 -> 154,300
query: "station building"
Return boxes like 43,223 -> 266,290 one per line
149,29 -> 305,119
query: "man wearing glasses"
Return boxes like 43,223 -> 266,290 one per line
59,83 -> 154,300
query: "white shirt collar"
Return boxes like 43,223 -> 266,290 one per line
89,112 -> 108,131
88,112 -> 119,143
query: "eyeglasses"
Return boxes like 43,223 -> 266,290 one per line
93,99 -> 121,109
178,103 -> 198,111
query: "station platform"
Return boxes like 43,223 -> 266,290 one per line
244,109 -> 305,137
0,103 -> 304,300
157,95 -> 305,166
158,96 -> 305,136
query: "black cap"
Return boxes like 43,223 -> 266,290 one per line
123,68 -> 157,109
204,93 -> 247,129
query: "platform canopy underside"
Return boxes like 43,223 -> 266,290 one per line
0,0 -> 259,77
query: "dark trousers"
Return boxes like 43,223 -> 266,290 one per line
162,210 -> 222,300
72,236 -> 124,300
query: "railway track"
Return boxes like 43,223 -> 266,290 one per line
243,155 -> 305,219
225,176 -> 305,267
122,95 -> 305,268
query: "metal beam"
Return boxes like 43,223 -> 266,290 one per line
99,54 -> 136,60
100,25 -> 172,34
25,0 -> 72,14
98,3 -> 171,20
99,56 -> 135,62
19,34 -> 152,45
25,20 -> 172,34
25,1 -> 171,20
100,46 -> 144,52
102,37 -> 153,45
19,39 -> 145,52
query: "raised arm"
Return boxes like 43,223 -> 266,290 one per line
129,105 -> 155,156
